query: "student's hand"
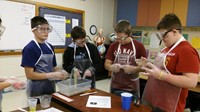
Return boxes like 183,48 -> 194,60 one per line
59,70 -> 69,79
140,62 -> 167,80
83,69 -> 92,79
121,65 -> 137,74
109,63 -> 122,73
5,77 -> 19,85
136,57 -> 149,67
46,72 -> 66,80
12,81 -> 26,89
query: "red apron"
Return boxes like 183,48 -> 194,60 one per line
111,39 -> 140,97
142,37 -> 185,111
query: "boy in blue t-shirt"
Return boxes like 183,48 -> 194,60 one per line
21,16 -> 69,97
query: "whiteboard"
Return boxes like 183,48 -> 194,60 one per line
0,1 -> 35,51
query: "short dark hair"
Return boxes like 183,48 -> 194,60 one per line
71,26 -> 86,40
0,18 -> 2,23
157,13 -> 182,31
31,16 -> 49,29
114,20 -> 131,35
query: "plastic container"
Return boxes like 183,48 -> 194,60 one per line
57,79 -> 91,96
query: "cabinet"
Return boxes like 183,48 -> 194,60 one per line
160,0 -> 188,26
116,0 -> 138,25
116,0 -> 189,26
160,0 -> 174,18
136,0 -> 161,26
173,0 -> 188,26
186,0 -> 200,26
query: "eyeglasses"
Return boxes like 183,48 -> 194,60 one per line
32,25 -> 53,33
156,28 -> 181,40
115,34 -> 128,41
115,32 -> 129,41
115,36 -> 128,41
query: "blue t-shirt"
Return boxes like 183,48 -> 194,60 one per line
21,40 -> 57,69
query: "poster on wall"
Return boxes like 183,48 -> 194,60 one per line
132,31 -> 142,42
142,37 -> 150,45
142,31 -> 150,45
182,34 -> 188,40
191,37 -> 200,49
149,33 -> 160,49
45,14 -> 66,46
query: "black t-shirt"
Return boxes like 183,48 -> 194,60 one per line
63,42 -> 103,74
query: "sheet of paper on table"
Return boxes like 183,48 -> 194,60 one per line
37,107 -> 63,112
86,95 -> 111,108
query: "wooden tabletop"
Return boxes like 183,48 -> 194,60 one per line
52,89 -> 152,112
11,89 -> 152,112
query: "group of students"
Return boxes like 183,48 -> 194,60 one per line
106,13 -> 199,112
0,13 -> 199,112
105,14 -> 199,112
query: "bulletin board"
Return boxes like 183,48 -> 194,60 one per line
0,0 -> 85,55
36,2 -> 85,52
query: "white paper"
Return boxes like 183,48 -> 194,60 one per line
72,18 -> 79,28
37,107 -> 63,112
44,14 -> 66,46
149,33 -> 160,49
86,95 -> 111,108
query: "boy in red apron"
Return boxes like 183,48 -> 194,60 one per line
105,20 -> 146,100
140,13 -> 200,112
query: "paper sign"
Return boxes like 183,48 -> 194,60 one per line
149,33 -> 160,49
86,95 -> 111,108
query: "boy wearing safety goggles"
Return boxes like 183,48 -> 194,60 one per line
140,13 -> 200,112
63,26 -> 103,89
21,16 -> 69,97
104,20 -> 146,100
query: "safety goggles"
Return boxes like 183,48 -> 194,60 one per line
114,32 -> 129,41
75,38 -> 88,44
156,28 -> 181,40
115,33 -> 128,41
115,36 -> 128,41
32,25 -> 53,33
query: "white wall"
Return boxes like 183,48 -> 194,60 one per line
0,0 -> 115,79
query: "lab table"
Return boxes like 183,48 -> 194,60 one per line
11,89 -> 152,112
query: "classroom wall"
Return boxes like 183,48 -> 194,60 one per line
132,28 -> 200,64
0,0 -> 115,80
